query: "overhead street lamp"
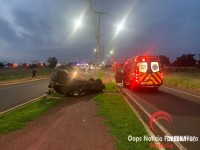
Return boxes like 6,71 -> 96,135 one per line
114,20 -> 125,37
117,22 -> 124,32
74,18 -> 82,29
110,50 -> 114,54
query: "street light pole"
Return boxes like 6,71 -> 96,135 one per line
94,11 -> 106,77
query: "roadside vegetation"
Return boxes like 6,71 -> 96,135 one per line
164,72 -> 200,92
105,81 -> 119,93
95,75 -> 155,150
0,68 -> 56,81
97,70 -> 105,80
0,93 -> 65,135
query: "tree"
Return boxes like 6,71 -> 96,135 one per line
159,55 -> 170,67
0,62 -> 3,68
48,57 -> 58,68
172,54 -> 196,67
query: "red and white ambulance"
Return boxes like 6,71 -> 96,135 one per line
121,56 -> 163,91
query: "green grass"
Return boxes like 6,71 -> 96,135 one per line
0,68 -> 56,81
95,93 -> 155,150
164,72 -> 200,91
0,93 -> 65,135
97,70 -> 105,80
95,76 -> 155,150
105,81 -> 119,93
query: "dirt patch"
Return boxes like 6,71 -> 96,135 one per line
0,95 -> 115,150
102,74 -> 112,84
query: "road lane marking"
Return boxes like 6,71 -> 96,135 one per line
122,95 -> 165,150
109,75 -> 165,149
108,73 -> 174,150
0,94 -> 47,115
162,86 -> 200,99
121,87 -> 186,150
0,77 -> 50,86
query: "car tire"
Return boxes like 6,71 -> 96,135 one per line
122,79 -> 126,87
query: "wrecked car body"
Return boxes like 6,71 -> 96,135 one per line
48,70 -> 105,97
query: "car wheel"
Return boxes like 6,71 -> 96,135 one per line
122,79 -> 126,87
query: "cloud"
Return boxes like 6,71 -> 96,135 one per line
0,0 -> 200,63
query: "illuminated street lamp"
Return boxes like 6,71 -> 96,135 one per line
110,50 -> 114,54
94,49 -> 96,52
75,18 -> 82,29
115,20 -> 125,36
117,22 -> 124,32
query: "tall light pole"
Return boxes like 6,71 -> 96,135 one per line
94,12 -> 106,76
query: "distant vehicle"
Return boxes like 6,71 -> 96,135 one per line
117,56 -> 163,91
114,63 -> 124,83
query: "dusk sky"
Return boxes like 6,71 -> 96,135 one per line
0,0 -> 200,64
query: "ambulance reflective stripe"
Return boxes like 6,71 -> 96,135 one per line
149,75 -> 158,84
139,73 -> 148,81
152,73 -> 162,84
144,74 -> 151,82
138,73 -> 161,85
143,74 -> 158,84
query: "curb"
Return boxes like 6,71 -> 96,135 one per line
107,72 -> 186,150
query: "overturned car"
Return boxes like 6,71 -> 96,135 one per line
48,70 -> 105,97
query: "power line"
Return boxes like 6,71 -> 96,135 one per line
94,11 -> 106,72
84,0 -> 107,75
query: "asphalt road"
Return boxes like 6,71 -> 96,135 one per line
0,79 -> 50,112
111,75 -> 200,149
0,70 -> 95,113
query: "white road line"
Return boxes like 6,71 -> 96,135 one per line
121,87 -> 186,150
0,94 -> 47,115
108,72 -> 192,149
122,95 -> 165,150
108,74 -> 165,150
162,86 -> 200,99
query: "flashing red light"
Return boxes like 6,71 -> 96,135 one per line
135,73 -> 138,81
160,72 -> 163,79
142,58 -> 146,62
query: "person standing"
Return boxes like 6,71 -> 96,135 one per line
32,68 -> 36,80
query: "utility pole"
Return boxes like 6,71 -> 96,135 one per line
94,11 -> 106,76
102,45 -> 105,63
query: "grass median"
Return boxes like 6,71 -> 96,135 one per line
97,70 -> 105,80
95,77 -> 156,150
0,93 -> 65,135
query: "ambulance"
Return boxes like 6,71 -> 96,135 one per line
121,56 -> 163,91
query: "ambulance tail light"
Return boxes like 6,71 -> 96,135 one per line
135,73 -> 138,82
160,72 -> 163,79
